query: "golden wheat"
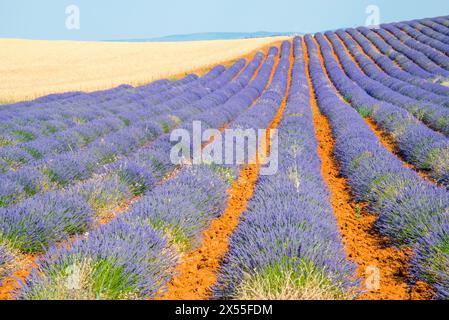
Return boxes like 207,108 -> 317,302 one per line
0,37 -> 288,104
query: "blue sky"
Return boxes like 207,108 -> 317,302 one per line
1,0 -> 449,40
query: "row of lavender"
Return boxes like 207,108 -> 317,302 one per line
306,34 -> 449,299
370,16 -> 449,81
15,42 -> 290,299
326,28 -> 449,137
395,22 -> 449,57
0,51 -> 267,261
419,16 -> 449,38
334,31 -> 449,107
0,73 -> 199,117
357,27 -> 434,79
214,37 -> 357,300
383,20 -> 449,65
0,75 -> 199,151
374,25 -> 449,78
345,27 -> 449,96
0,65 -> 234,207
0,74 -> 203,164
316,31 -> 449,186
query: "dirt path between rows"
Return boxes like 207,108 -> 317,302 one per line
303,36 -> 432,300
160,40 -> 293,300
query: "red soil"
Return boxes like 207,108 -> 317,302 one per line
0,255 -> 36,300
159,41 -> 293,300
303,36 -> 432,300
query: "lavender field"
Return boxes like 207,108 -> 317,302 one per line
1,14 -> 449,301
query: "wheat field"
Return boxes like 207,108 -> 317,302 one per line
0,37 -> 288,104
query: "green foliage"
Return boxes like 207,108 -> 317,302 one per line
356,106 -> 372,118
236,258 -> 352,300
12,130 -> 35,142
22,257 -> 141,300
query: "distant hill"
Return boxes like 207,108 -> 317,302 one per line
111,32 -> 297,42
